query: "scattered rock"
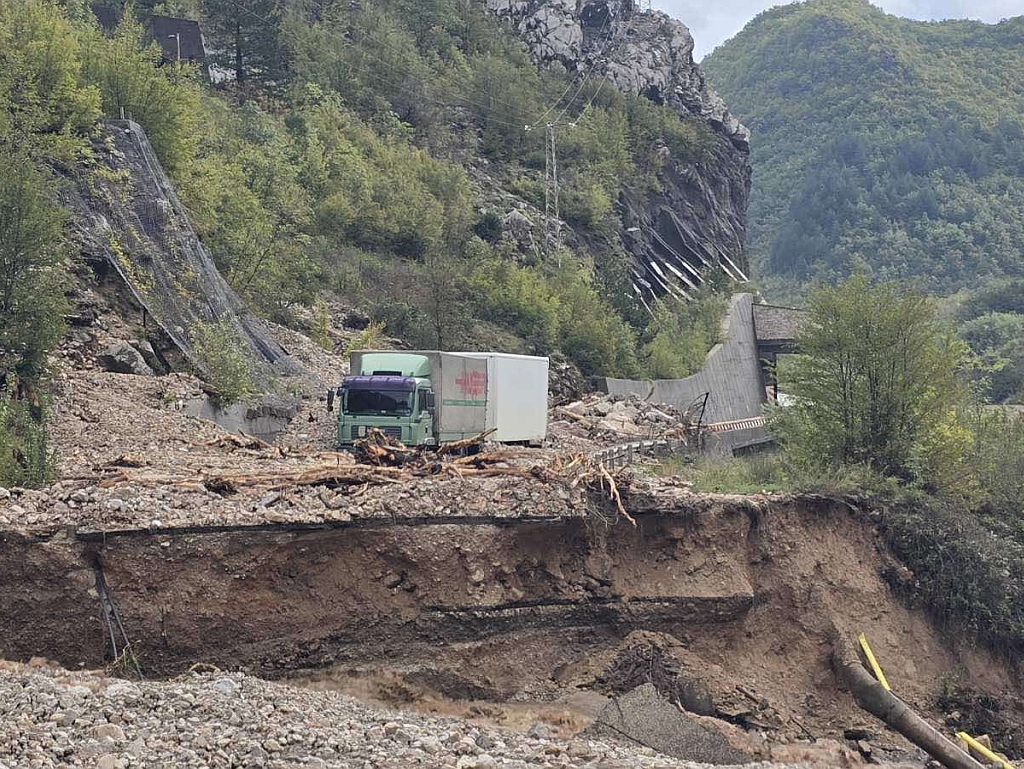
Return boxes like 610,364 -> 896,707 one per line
96,342 -> 155,376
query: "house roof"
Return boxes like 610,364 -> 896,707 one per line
90,4 -> 207,65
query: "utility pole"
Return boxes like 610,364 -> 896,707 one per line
541,121 -> 576,261
168,33 -> 181,62
544,122 -> 560,258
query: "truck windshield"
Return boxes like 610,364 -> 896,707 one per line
344,389 -> 414,416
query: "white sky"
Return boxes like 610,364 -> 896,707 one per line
650,0 -> 1023,59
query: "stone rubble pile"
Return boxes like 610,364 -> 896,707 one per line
554,394 -> 688,438
0,662 -> 817,769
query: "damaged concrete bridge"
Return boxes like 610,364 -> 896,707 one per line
595,293 -> 807,453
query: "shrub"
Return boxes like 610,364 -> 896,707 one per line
80,9 -> 202,175
190,320 -> 257,405
311,299 -> 332,351
0,380 -> 55,489
344,321 -> 387,357
642,292 -> 727,379
0,160 -> 67,383
553,267 -> 640,378
473,210 -> 503,243
470,259 -> 560,353
879,495 -> 1024,651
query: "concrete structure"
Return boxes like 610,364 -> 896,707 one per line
595,293 -> 806,454
588,684 -> 750,764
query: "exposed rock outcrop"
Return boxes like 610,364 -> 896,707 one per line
484,0 -> 751,297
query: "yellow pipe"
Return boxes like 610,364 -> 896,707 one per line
957,732 -> 1015,769
857,632 -> 891,691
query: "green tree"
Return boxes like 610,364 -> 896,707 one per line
0,0 -> 100,161
80,9 -> 202,174
703,0 -> 1024,295
773,276 -> 969,481
0,159 -> 67,383
200,0 -> 288,87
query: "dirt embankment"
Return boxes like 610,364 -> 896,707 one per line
3,494 -> 1021,758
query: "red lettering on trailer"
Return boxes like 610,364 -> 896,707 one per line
455,370 -> 487,398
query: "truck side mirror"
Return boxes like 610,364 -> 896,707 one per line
326,388 -> 335,412
424,391 -> 435,411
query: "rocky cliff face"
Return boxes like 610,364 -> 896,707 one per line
484,0 -> 752,297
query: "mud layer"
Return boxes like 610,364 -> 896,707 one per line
2,497 -> 1021,756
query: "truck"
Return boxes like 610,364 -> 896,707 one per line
327,350 -> 549,447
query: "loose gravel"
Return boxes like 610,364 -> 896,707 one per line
0,662 -> 819,769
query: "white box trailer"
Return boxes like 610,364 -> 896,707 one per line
460,352 -> 549,443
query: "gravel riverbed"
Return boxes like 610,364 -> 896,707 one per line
0,662 -> 823,769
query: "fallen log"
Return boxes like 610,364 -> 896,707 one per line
830,629 -> 985,769
437,428 -> 497,455
552,407 -> 596,427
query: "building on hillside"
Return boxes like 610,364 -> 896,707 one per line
91,4 -> 210,80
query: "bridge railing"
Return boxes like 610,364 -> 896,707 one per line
589,439 -> 691,469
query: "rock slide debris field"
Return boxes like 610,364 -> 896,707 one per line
2,331 -> 1022,769
2,356 -> 693,533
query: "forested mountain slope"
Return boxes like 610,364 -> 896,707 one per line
702,0 -> 1024,295
1,0 -> 751,393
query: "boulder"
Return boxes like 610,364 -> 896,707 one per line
587,683 -> 750,765
130,339 -> 168,374
501,209 -> 535,251
97,342 -> 154,376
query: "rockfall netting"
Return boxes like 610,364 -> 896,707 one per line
63,120 -> 299,384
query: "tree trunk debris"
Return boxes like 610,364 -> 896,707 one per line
830,628 -> 986,769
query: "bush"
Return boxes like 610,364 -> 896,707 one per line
0,380 -> 55,489
0,160 -> 67,383
880,495 -> 1024,651
642,292 -> 727,379
473,210 -> 503,243
344,320 -> 387,357
470,259 -> 560,352
553,267 -> 640,377
190,321 -> 257,405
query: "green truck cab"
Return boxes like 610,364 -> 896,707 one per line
327,353 -> 437,446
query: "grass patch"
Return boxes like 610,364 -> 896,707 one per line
656,452 -> 898,497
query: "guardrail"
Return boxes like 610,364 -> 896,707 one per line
704,416 -> 767,433
589,416 -> 769,469
589,439 -> 689,469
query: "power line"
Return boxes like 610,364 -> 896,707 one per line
548,9 -> 621,126
531,5 -> 614,128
